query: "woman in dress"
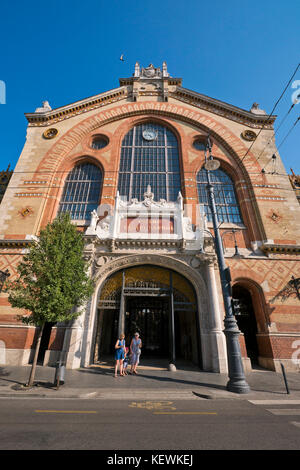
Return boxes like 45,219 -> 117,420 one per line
114,333 -> 125,377
130,332 -> 142,374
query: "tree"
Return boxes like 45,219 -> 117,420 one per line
4,213 -> 94,387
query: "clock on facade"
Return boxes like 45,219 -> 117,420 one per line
142,129 -> 157,141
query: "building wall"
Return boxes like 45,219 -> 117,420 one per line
0,71 -> 299,371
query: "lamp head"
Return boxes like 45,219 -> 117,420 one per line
204,134 -> 220,171
204,156 -> 220,171
206,135 -> 213,152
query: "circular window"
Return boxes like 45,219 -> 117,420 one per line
241,130 -> 257,141
193,139 -> 206,151
43,128 -> 58,139
91,136 -> 108,150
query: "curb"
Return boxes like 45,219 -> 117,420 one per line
1,383 -> 300,400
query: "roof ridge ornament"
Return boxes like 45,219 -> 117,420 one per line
162,61 -> 169,78
133,62 -> 170,79
250,102 -> 266,115
35,100 -> 52,113
134,62 -> 140,77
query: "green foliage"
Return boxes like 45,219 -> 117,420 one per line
5,213 -> 94,326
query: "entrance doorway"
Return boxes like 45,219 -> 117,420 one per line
37,322 -> 55,364
125,297 -> 169,357
232,285 -> 259,365
93,265 -> 200,367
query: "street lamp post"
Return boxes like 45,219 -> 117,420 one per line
221,229 -> 244,258
204,136 -> 250,393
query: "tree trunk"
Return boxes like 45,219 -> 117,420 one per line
27,323 -> 45,387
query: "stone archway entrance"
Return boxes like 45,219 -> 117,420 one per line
93,265 -> 200,367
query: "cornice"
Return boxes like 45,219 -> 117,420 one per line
260,243 -> 300,254
85,235 -> 184,250
172,87 -> 276,129
119,76 -> 182,86
0,239 -> 33,248
25,87 -> 128,127
24,81 -> 276,130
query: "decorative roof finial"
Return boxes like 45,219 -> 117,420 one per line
134,62 -> 140,77
35,100 -> 52,113
162,61 -> 169,77
250,102 -> 266,115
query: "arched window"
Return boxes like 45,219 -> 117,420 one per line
197,168 -> 242,223
118,123 -> 181,201
58,162 -> 102,220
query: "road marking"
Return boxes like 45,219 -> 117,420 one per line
290,421 -> 300,428
129,401 -> 176,410
0,397 -> 101,400
266,409 -> 300,416
249,400 -> 300,405
153,412 -> 217,415
35,410 -> 98,414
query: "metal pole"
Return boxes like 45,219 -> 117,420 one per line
205,163 -> 250,394
280,363 -> 290,394
118,270 -> 125,336
232,230 -> 240,257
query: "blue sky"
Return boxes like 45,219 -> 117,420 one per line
0,0 -> 299,173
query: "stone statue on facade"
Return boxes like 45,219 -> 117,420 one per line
35,100 -> 52,113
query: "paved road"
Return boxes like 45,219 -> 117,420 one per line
0,397 -> 300,451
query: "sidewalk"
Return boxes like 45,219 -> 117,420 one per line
0,361 -> 300,400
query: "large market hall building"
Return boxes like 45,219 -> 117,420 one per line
0,62 -> 300,373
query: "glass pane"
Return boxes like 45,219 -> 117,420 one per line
91,137 -> 107,150
58,163 -> 102,220
197,167 -> 242,224
193,140 -> 206,151
118,123 -> 181,201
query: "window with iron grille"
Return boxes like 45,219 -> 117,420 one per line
197,168 -> 242,224
118,123 -> 181,202
58,162 -> 102,221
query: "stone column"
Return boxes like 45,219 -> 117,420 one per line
61,308 -> 86,369
204,261 -> 228,373
118,270 -> 126,336
65,251 -> 96,369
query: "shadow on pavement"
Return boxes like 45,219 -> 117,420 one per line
0,367 -> 25,386
11,381 -> 57,391
78,366 -> 228,391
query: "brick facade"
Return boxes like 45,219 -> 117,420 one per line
0,63 -> 299,372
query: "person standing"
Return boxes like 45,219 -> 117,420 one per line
130,332 -> 142,374
114,333 -> 125,377
123,347 -> 130,375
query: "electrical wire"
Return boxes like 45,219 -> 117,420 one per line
256,102 -> 297,162
240,62 -> 300,164
2,65 -> 300,182
2,166 -> 299,176
277,116 -> 300,149
261,114 -> 300,173
3,177 -> 300,195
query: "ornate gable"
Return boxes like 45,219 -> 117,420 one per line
25,62 -> 276,129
